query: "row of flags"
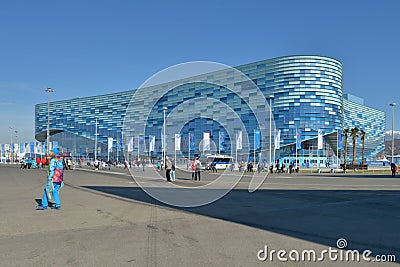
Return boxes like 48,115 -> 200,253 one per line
0,141 -> 59,155
100,127 -> 339,153
1,128 -> 337,156
95,128 -> 338,153
1,129 -> 342,158
126,129 -> 263,153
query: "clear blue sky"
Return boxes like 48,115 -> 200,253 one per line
1,0 -> 399,143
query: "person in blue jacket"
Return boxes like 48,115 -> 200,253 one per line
36,148 -> 64,210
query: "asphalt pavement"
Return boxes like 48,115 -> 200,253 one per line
0,164 -> 399,266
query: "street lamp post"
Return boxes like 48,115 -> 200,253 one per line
45,87 -> 54,156
268,95 -> 274,167
15,130 -> 18,161
162,107 -> 168,165
94,116 -> 98,161
9,126 -> 13,163
390,103 -> 396,163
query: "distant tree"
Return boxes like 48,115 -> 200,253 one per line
360,130 -> 366,165
351,127 -> 360,165
343,128 -> 350,167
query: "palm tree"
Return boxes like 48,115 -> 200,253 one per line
343,128 -> 350,167
360,130 -> 366,165
350,127 -> 360,165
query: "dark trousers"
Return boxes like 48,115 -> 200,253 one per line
196,171 -> 200,181
192,172 -> 195,180
166,169 -> 171,181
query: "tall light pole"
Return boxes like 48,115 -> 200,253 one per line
163,107 -> 168,165
45,87 -> 54,156
94,116 -> 98,160
268,95 -> 274,167
390,103 -> 396,163
9,126 -> 14,163
15,130 -> 18,161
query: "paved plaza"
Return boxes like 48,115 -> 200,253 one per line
0,165 -> 399,266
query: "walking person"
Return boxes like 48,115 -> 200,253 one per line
41,157 -> 47,168
391,162 -> 397,177
36,157 -> 41,169
195,157 -> 201,181
289,163 -> 293,174
191,158 -> 196,180
165,156 -> 172,182
36,148 -> 64,210
67,158 -> 72,170
275,162 -> 280,174
157,160 -> 161,171
170,158 -> 176,182
27,158 -> 32,169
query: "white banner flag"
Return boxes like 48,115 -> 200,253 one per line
203,132 -> 210,151
5,144 -> 10,154
14,143 -> 19,154
236,130 -> 242,150
274,129 -> 281,149
34,142 -> 40,154
127,137 -> 134,152
318,129 -> 323,150
108,137 -> 113,153
175,134 -> 181,151
24,143 -> 30,153
35,142 -> 41,154
161,132 -> 168,150
149,135 -> 155,152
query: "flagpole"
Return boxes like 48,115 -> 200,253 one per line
254,129 -> 256,166
235,131 -> 238,164
148,135 -> 150,164
274,147 -> 276,166
268,95 -> 274,168
188,133 -> 190,170
137,136 -> 140,162
295,128 -> 298,169
337,131 -> 339,169
218,132 -> 220,155
174,134 -> 177,168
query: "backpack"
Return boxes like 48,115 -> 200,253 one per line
195,161 -> 201,169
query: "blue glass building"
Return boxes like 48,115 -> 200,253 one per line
343,94 -> 385,163
34,55 -> 385,166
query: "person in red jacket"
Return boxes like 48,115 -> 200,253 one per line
41,157 -> 47,168
36,158 -> 41,168
191,158 -> 196,180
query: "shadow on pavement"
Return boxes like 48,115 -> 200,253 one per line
82,185 -> 400,261
34,199 -> 55,207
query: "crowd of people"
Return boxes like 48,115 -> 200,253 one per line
20,156 -> 74,170
89,158 -> 151,171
